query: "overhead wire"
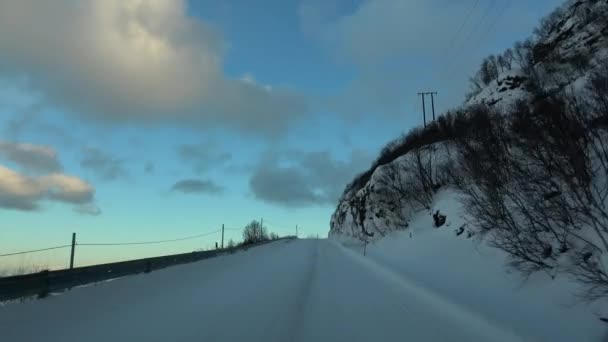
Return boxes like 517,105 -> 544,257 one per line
77,230 -> 222,247
440,0 -> 499,79
441,0 -> 481,56
445,0 -> 512,80
0,245 -> 72,258
2,221 -> 297,258
470,0 -> 512,52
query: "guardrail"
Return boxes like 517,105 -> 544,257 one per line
0,237 -> 295,302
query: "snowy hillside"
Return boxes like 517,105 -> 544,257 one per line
465,0 -> 608,109
331,142 -> 454,240
330,0 -> 608,326
330,0 -> 608,240
464,69 -> 529,110
338,189 -> 607,341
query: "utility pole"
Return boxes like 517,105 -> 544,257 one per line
69,232 -> 76,269
430,92 -> 437,121
296,225 -> 298,238
418,91 -> 438,126
418,92 -> 427,127
419,91 -> 438,190
221,224 -> 224,249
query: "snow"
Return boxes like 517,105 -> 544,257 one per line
339,190 -> 607,342
464,68 -> 530,110
331,141 -> 455,240
2,231 -> 601,341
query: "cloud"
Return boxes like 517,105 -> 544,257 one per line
177,142 -> 231,174
299,0 -> 562,115
74,203 -> 102,216
0,141 -> 62,173
249,149 -> 371,207
170,179 -> 223,195
0,0 -> 306,136
0,164 -> 95,211
80,147 -> 128,181
0,95 -> 80,149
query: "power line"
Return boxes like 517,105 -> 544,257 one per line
470,0 -> 511,53
0,245 -> 71,258
77,230 -> 221,247
1,222 -> 291,258
441,0 -> 498,78
445,0 -> 511,80
442,0 -> 481,56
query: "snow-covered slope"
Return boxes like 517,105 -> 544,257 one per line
330,142 -> 454,240
329,0 -> 608,333
466,0 -> 608,109
464,69 -> 530,110
330,0 -> 608,240
339,189 -> 607,341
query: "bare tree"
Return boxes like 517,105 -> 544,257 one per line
513,40 -> 534,70
243,220 -> 269,245
502,48 -> 514,71
534,7 -> 564,41
373,161 -> 416,230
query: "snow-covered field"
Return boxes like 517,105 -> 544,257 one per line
1,205 -> 606,341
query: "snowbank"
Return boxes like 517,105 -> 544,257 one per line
335,190 -> 607,341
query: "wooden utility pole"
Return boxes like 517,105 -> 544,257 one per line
430,92 -> 437,121
69,232 -> 76,269
221,224 -> 225,249
418,92 -> 427,127
418,91 -> 438,126
296,225 -> 298,238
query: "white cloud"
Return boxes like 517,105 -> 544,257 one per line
0,0 -> 306,135
0,165 -> 95,211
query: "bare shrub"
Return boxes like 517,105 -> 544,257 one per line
453,78 -> 608,298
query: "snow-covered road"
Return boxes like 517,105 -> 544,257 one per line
0,239 -> 527,342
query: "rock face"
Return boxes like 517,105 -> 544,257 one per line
330,143 -> 455,240
330,0 -> 608,240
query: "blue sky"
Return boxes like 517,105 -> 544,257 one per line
0,0 -> 561,269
